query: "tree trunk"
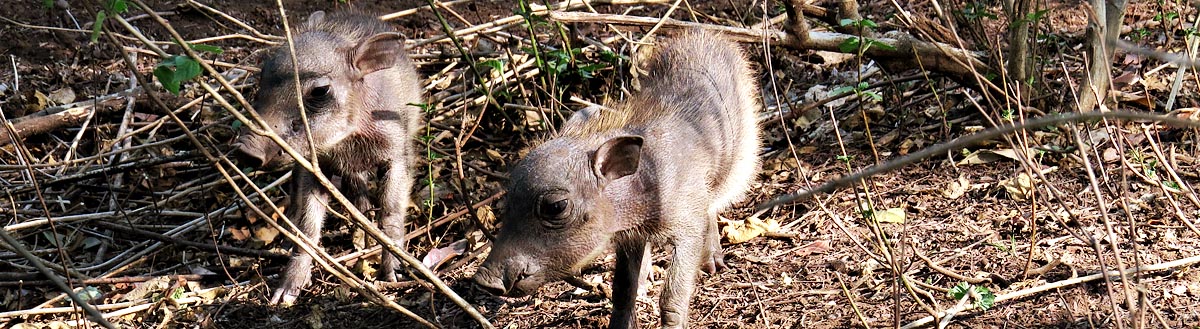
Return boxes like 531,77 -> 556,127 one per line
1077,0 -> 1128,111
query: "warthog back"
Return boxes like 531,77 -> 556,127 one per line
474,29 -> 760,328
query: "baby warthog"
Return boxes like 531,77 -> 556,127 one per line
474,29 -> 761,328
236,11 -> 421,305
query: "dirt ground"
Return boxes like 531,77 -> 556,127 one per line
3,0 -> 1200,328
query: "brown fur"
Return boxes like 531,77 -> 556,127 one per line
475,29 -> 761,329
235,11 -> 422,305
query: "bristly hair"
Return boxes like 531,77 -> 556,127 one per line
556,100 -> 662,137
557,28 -> 735,139
297,11 -> 396,43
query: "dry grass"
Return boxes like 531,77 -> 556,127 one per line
2,0 -> 1200,328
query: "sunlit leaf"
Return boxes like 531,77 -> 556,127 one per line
838,37 -> 861,53
90,11 -> 107,43
190,43 -> 224,54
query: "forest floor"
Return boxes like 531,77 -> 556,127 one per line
2,0 -> 1200,328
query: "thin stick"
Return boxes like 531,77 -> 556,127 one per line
900,253 -> 1200,329
0,196 -> 113,328
757,111 -> 1200,210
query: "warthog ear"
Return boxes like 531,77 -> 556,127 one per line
593,136 -> 643,182
352,32 -> 405,77
305,11 -> 326,28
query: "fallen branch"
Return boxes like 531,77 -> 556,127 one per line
0,88 -> 140,146
0,273 -> 227,287
548,11 -> 990,80
92,220 -> 288,259
756,111 -> 1200,210
901,253 -> 1200,329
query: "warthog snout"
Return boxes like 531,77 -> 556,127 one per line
234,131 -> 287,169
473,253 -> 545,297
472,265 -> 511,296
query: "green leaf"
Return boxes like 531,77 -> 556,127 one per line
577,63 -> 606,79
859,19 -> 878,28
838,37 -> 861,53
1025,9 -> 1049,22
91,11 -> 107,43
831,86 -> 855,95
154,55 -> 203,95
948,283 -> 995,311
80,286 -> 103,301
107,0 -> 128,14
420,103 -> 437,114
190,43 -> 224,54
973,286 -> 995,310
176,57 -> 202,81
599,50 -> 625,63
43,0 -> 54,9
864,91 -> 883,102
154,65 -> 181,94
479,59 -> 504,73
231,119 -> 243,131
866,39 -> 897,51
948,282 -> 971,299
839,18 -> 856,27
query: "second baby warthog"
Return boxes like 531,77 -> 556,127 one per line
474,29 -> 761,328
235,11 -> 421,305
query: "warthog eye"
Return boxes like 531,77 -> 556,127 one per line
304,84 -> 332,111
537,193 -> 571,228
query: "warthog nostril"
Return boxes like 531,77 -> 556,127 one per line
235,145 -> 269,168
478,281 -> 506,296
473,268 -> 508,296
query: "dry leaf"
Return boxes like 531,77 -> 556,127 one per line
124,276 -> 172,301
228,226 -> 251,241
1174,108 -> 1199,121
794,240 -> 832,256
1102,148 -> 1121,163
476,205 -> 496,231
1111,70 -> 1141,89
253,226 -> 279,244
958,148 -> 1026,165
1001,172 -> 1035,201
722,216 -> 780,244
48,87 -> 75,105
874,208 -> 906,224
814,51 -> 855,66
485,149 -> 504,162
943,175 -> 970,199
422,239 -> 468,270
303,305 -> 324,329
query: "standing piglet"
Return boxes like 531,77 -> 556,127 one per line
474,29 -> 761,328
236,11 -> 421,305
